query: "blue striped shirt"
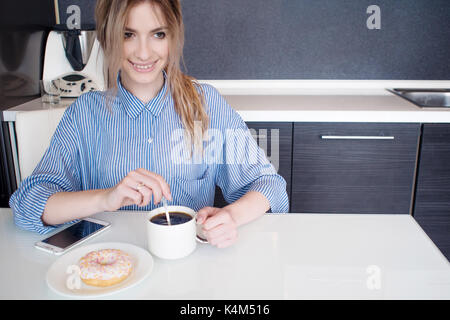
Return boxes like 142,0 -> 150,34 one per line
9,72 -> 289,234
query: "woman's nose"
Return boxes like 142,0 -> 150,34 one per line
136,38 -> 152,61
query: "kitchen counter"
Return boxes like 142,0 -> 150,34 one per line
3,90 -> 450,123
2,97 -> 74,122
225,94 -> 450,123
1,208 -> 449,299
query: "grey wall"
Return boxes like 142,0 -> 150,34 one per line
58,0 -> 450,80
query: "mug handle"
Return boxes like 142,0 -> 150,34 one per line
196,234 -> 208,243
194,212 -> 208,243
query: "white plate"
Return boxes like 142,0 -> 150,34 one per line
46,242 -> 153,298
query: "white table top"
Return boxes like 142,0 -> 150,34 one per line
1,209 -> 449,299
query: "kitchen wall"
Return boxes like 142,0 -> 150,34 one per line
57,0 -> 450,80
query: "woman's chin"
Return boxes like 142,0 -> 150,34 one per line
122,68 -> 163,87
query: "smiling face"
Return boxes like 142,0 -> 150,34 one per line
120,1 -> 169,101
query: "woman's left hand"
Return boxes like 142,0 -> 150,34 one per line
196,206 -> 238,248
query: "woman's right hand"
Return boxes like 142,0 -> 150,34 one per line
101,168 -> 172,211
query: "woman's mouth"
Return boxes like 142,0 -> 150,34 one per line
129,60 -> 157,73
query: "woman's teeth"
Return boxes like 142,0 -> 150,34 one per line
132,62 -> 155,69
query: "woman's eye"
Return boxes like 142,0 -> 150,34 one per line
154,32 -> 166,39
124,32 -> 134,39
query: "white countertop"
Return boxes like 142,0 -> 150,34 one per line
3,90 -> 450,123
223,94 -> 450,123
2,98 -> 73,122
1,208 -> 449,299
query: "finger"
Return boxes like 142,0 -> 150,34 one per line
196,207 -> 216,225
137,186 -> 153,207
203,211 -> 232,231
203,223 -> 233,240
129,172 -> 163,205
136,168 -> 172,201
207,225 -> 237,244
121,186 -> 143,207
123,175 -> 146,191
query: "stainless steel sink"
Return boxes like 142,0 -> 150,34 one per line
388,88 -> 450,108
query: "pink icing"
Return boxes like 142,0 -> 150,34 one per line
78,249 -> 133,281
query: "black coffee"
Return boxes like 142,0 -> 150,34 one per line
150,212 -> 192,226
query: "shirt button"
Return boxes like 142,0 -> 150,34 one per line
148,137 -> 153,144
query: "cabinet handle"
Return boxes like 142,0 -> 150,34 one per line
320,135 -> 395,140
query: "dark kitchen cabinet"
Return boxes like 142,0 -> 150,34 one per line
291,123 -> 420,214
214,122 -> 293,211
0,122 -> 17,207
414,124 -> 450,261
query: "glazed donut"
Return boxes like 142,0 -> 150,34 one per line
78,249 -> 133,287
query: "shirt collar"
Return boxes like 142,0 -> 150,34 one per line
117,71 -> 168,119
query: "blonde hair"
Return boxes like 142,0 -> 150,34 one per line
95,0 -> 208,152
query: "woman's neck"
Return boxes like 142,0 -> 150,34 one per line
120,72 -> 164,104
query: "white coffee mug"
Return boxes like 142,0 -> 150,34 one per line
147,205 -> 206,259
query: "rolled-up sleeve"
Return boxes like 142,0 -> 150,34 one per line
215,128 -> 289,213
207,86 -> 289,213
9,107 -> 82,234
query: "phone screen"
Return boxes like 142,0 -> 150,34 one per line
42,220 -> 107,249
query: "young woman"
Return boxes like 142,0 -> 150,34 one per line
9,0 -> 289,248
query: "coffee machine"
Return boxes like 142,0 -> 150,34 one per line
42,29 -> 105,98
